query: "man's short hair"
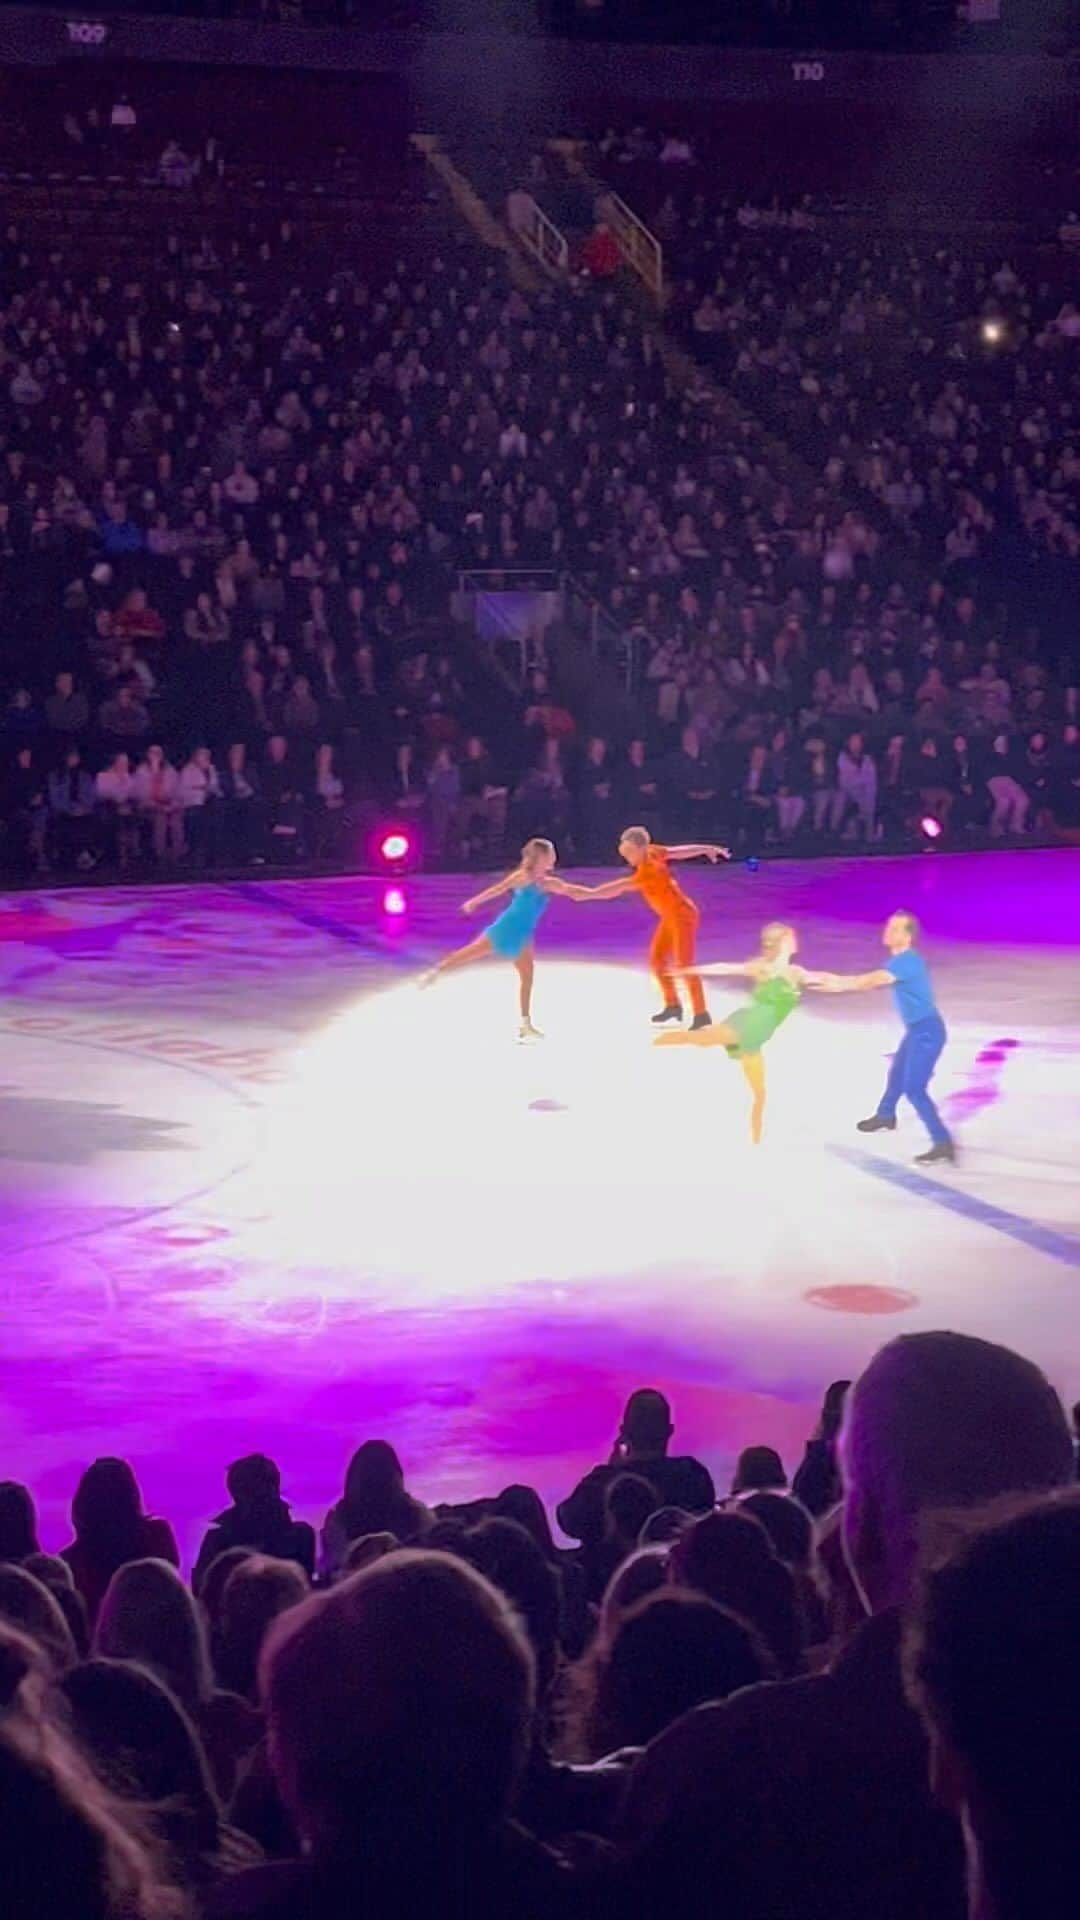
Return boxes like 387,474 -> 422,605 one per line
733,1446 -> 787,1493
227,1454 -> 281,1504
842,1332 -> 1073,1540
623,1389 -> 673,1451
621,826 -> 651,850
892,910 -> 920,941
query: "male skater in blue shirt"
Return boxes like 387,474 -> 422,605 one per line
816,910 -> 955,1165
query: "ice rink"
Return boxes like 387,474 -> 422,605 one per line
2,848 -> 1077,1561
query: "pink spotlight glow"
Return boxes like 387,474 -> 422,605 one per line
380,831 -> 411,864
920,815 -> 944,840
382,886 -> 407,917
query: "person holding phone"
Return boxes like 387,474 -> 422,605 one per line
556,1389 -> 715,1555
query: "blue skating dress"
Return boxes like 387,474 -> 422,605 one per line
486,882 -> 550,958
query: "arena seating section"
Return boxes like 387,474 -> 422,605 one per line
0,67 -> 1077,882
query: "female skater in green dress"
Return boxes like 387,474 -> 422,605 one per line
655,922 -> 821,1144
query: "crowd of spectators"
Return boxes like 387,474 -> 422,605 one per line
579,127 -> 1080,835
1,98 -> 1079,883
2,1331 -> 1079,1919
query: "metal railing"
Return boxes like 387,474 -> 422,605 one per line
458,568 -> 561,594
506,191 -> 569,277
457,569 -> 636,691
563,573 -> 638,690
596,188 -> 663,301
456,569 -> 560,684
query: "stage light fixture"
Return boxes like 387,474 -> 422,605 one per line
920,814 -> 944,842
371,823 -> 420,874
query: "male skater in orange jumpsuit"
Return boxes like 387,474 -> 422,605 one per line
566,827 -> 730,1028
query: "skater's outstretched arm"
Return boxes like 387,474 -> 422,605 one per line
665,843 -> 731,863
810,968 -> 893,993
676,957 -> 763,981
462,868 -> 523,915
542,875 -> 592,900
559,875 -> 637,901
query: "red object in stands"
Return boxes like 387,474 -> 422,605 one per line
581,225 -> 621,278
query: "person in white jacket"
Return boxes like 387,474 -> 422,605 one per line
132,744 -> 184,861
179,746 -> 222,866
95,752 -> 140,868
836,732 -> 878,842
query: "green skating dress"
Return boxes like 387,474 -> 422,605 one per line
724,972 -> 801,1058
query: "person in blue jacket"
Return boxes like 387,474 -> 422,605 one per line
816,910 -> 956,1164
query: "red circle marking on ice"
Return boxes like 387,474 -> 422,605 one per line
804,1284 -> 918,1316
140,1224 -> 233,1249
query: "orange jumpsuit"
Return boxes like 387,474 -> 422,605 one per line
632,846 -> 706,1017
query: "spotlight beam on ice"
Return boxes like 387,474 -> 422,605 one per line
244,961 -> 915,1313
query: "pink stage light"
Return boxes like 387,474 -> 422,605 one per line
920,815 -> 944,841
382,886 -> 407,917
379,831 -> 411,864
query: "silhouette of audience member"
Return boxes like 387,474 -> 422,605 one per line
619,1332 -> 1074,1920
0,1563 -> 78,1672
737,1490 -> 828,1647
0,1615 -> 48,1706
0,1481 -> 40,1563
214,1557 -> 309,1702
907,1488 -> 1080,1920
638,1506 -> 691,1546
59,1658 -> 260,1893
61,1459 -> 179,1627
596,1547 -> 670,1647
342,1532 -> 398,1575
320,1441 -> 431,1578
25,1551 -> 76,1591
95,1559 -> 260,1798
792,1380 -> 852,1516
585,1472 -> 661,1603
194,1457 -> 315,1594
222,1551 -> 581,1919
731,1446 -> 787,1494
492,1483 -> 590,1659
736,1491 -> 813,1569
463,1512 -> 622,1843
21,1553 -> 89,1657
493,1484 -> 559,1560
199,1548 -> 255,1636
582,1589 -> 774,1758
463,1519 -> 560,1705
669,1508 -> 804,1676
460,1516 -> 616,1843
557,1389 -> 715,1555
0,1624 -> 178,1920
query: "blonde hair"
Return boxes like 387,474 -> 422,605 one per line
95,1560 -> 211,1711
521,837 -> 556,874
760,922 -> 796,962
620,827 -> 651,851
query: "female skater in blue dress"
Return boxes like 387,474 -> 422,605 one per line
420,838 -> 579,1039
